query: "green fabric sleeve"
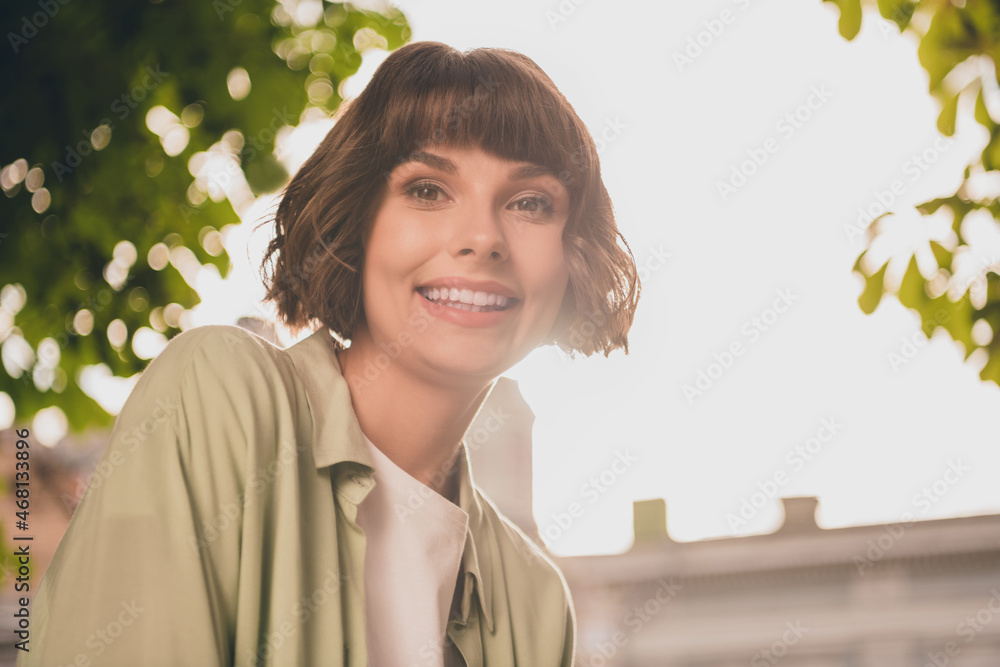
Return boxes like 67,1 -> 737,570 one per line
18,327 -> 253,666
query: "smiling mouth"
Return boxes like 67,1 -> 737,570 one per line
416,286 -> 518,313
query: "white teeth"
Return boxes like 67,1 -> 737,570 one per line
417,286 -> 514,312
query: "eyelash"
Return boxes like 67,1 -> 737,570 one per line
404,180 -> 444,202
403,180 -> 555,215
511,195 -> 554,214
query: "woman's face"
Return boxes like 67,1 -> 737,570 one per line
357,143 -> 571,384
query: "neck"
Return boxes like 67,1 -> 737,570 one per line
336,331 -> 495,500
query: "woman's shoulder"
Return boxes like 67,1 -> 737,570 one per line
147,324 -> 292,385
153,323 -> 281,367
115,324 -> 310,469
133,324 -> 305,425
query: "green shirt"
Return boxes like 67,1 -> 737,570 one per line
20,325 -> 576,666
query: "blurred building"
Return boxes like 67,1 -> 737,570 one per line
467,386 -> 1000,667
556,496 -> 1000,667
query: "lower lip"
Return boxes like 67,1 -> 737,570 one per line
415,290 -> 516,328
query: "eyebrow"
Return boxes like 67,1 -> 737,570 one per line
398,152 -> 560,181
402,151 -> 457,174
509,164 -> 559,181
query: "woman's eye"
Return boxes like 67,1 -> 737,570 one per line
406,181 -> 445,201
511,196 -> 552,214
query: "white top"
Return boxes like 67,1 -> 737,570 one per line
355,432 -> 470,667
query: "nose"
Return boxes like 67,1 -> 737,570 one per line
448,201 -> 509,262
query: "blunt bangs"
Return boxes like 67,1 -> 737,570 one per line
352,44 -> 596,202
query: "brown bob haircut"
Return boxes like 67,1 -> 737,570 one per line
260,41 -> 640,357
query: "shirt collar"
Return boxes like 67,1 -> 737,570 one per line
285,327 -> 495,632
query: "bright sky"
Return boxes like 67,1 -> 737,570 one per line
352,0 -> 1000,557
17,0 -> 998,558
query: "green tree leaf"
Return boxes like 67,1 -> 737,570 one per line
877,0 -> 916,31
937,86 -> 961,136
858,262 -> 888,315
975,84 -> 992,128
929,240 -> 953,270
824,0 -> 864,40
897,255 -> 925,310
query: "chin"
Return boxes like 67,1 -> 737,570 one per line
418,342 -> 516,381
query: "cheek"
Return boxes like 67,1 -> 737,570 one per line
362,212 -> 439,316
360,228 -> 402,321
372,202 -> 445,261
365,214 -> 421,281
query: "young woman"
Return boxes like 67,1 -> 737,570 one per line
21,41 -> 639,666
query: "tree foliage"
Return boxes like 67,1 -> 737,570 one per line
824,0 -> 1000,386
0,0 -> 409,432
